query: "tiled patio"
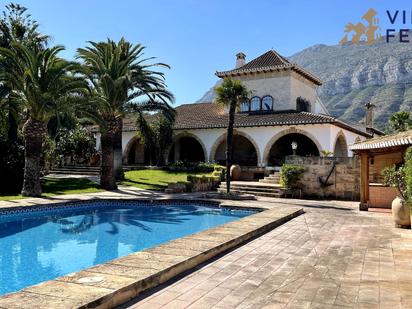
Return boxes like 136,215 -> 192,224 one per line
120,199 -> 412,309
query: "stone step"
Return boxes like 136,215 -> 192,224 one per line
50,170 -> 100,176
50,166 -> 100,176
217,188 -> 283,198
219,184 -> 283,193
259,179 -> 280,184
219,182 -> 282,189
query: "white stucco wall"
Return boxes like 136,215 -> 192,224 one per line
235,72 -> 292,111
96,123 -> 368,167
172,123 -> 366,167
234,70 -> 319,112
290,71 -> 318,111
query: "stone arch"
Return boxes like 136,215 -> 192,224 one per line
333,130 -> 349,157
209,130 -> 261,166
262,127 -> 323,166
123,135 -> 146,164
166,131 -> 207,163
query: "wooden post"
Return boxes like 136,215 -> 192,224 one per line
360,152 -> 369,211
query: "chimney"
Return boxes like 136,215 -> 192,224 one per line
365,102 -> 376,135
235,52 -> 246,68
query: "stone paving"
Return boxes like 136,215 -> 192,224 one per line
121,199 -> 412,309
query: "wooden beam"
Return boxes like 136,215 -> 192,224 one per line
360,153 -> 369,211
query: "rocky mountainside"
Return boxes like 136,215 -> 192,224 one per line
198,40 -> 412,130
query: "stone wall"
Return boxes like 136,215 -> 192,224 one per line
285,156 -> 360,200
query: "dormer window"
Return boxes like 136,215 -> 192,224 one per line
262,96 -> 273,110
296,97 -> 311,112
240,102 -> 250,112
250,97 -> 261,111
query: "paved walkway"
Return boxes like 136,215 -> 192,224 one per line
120,199 -> 412,309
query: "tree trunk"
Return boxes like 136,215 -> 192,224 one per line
113,117 -> 124,181
21,118 -> 46,197
8,111 -> 18,142
226,101 -> 236,194
100,117 -> 118,190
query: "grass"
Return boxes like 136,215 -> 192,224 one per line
0,169 -> 211,201
122,169 -> 210,191
0,177 -> 102,201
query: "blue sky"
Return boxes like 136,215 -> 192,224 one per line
12,0 -> 412,104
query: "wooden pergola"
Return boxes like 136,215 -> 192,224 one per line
350,129 -> 412,211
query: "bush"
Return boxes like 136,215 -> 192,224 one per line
382,165 -> 406,198
404,146 -> 412,204
167,161 -> 218,173
0,138 -> 24,193
212,165 -> 226,181
55,127 -> 96,165
280,164 -> 305,188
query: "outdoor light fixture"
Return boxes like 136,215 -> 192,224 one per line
291,141 -> 298,155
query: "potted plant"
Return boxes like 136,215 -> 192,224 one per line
382,164 -> 411,228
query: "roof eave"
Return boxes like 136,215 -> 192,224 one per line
216,65 -> 323,86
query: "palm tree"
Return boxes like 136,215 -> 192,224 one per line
77,38 -> 174,189
389,111 -> 412,133
215,78 -> 249,194
0,3 -> 49,141
0,43 -> 89,196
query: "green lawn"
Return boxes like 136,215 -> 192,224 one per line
0,178 -> 102,201
0,169 -> 209,201
122,169 -> 209,191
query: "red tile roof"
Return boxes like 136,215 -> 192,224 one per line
216,50 -> 322,86
172,103 -> 371,137
350,129 -> 412,151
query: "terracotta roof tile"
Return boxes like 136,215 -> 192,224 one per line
216,50 -> 322,86
172,102 -> 370,137
350,129 -> 412,151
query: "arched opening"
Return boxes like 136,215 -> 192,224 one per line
214,135 -> 258,166
267,133 -> 319,166
168,136 -> 206,163
334,134 -> 348,157
124,137 -> 147,164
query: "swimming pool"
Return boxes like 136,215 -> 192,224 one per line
0,200 -> 253,295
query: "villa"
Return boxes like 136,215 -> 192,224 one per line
99,49 -> 377,179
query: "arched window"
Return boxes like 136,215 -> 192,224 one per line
296,97 -> 311,112
250,97 -> 261,111
240,102 -> 250,112
262,96 -> 273,110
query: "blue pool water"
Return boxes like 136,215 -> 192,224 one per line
0,201 -> 252,295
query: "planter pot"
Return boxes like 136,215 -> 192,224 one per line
90,154 -> 100,166
392,196 -> 411,228
230,164 -> 242,181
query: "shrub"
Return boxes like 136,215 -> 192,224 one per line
0,138 -> 24,193
382,165 -> 406,199
404,146 -> 412,204
280,164 -> 305,188
167,161 -> 218,173
55,127 -> 96,165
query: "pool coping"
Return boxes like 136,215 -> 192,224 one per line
0,197 -> 303,309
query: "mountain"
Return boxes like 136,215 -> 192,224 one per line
197,40 -> 412,130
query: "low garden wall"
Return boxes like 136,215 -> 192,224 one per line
285,156 -> 361,200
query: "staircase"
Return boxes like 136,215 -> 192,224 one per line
49,166 -> 100,176
259,171 -> 281,184
217,170 -> 285,197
